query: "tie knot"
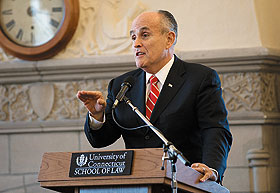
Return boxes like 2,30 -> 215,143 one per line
150,75 -> 158,84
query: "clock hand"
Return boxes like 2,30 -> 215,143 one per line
33,16 -> 54,38
36,10 -> 51,16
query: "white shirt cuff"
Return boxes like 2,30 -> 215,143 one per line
88,112 -> 105,130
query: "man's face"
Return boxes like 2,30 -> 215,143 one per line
130,12 -> 170,74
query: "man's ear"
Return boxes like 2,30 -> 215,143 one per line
166,31 -> 176,49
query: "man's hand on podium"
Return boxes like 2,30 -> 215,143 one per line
191,163 -> 218,182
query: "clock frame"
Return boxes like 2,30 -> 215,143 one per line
0,0 -> 79,61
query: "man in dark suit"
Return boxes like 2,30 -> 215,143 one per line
77,10 -> 232,183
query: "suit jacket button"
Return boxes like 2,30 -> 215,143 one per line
145,135 -> 150,140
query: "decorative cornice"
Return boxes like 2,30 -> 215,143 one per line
0,119 -> 84,134
0,47 -> 279,84
177,47 -> 280,73
0,55 -> 136,84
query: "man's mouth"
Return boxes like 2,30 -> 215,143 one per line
136,52 -> 145,56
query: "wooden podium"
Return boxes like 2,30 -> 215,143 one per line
38,148 -> 229,193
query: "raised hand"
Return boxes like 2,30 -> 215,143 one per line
76,90 -> 106,122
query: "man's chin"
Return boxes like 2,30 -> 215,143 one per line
135,62 -> 146,69
137,66 -> 153,73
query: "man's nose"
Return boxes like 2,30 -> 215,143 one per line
133,37 -> 142,48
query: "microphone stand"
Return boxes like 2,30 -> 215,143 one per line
122,96 -> 190,193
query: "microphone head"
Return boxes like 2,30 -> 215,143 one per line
122,76 -> 135,88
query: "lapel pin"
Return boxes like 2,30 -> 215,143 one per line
168,83 -> 173,88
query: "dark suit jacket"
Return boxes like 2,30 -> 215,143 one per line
84,55 -> 232,182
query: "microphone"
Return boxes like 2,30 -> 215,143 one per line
112,76 -> 135,109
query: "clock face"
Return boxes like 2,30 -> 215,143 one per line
0,0 -> 65,47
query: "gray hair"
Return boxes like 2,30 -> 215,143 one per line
158,10 -> 178,45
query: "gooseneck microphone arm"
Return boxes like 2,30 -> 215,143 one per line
122,96 -> 190,166
112,76 -> 190,193
122,96 -> 190,193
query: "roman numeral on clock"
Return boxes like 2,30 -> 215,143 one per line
50,18 -> 59,28
31,32 -> 35,44
2,9 -> 13,15
6,20 -> 15,31
16,29 -> 23,40
52,7 -> 62,12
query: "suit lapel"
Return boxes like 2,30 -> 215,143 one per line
127,70 -> 146,123
150,57 -> 186,123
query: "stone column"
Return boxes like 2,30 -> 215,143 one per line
247,149 -> 270,192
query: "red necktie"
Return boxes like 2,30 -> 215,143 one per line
146,75 -> 159,120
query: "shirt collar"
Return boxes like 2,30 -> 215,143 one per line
146,55 -> 174,85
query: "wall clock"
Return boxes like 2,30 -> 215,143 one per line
0,0 -> 79,61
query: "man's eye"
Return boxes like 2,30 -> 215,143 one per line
143,33 -> 149,38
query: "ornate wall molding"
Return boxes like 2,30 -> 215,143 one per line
0,47 -> 280,133
223,73 -> 277,112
